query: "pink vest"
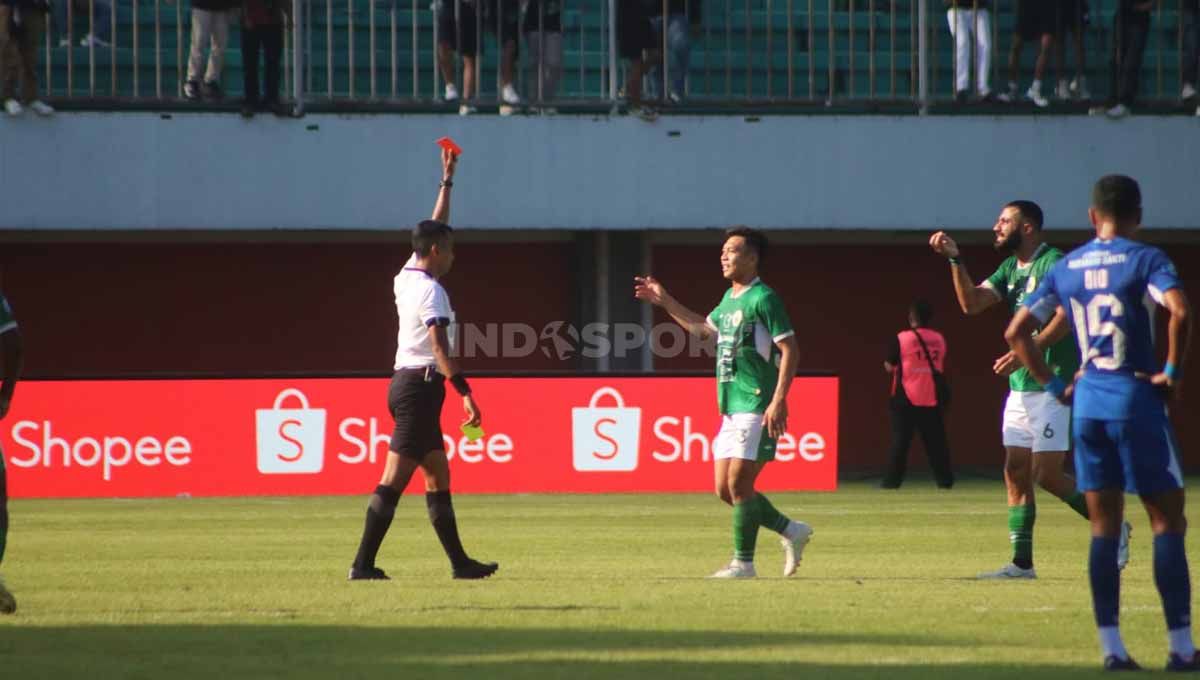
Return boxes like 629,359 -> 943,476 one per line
894,328 -> 947,407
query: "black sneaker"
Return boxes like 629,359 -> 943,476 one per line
1104,655 -> 1141,671
453,559 -> 499,580
1166,651 -> 1200,671
183,79 -> 201,101
201,80 -> 223,101
347,566 -> 390,581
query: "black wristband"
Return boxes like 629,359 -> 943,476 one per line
948,255 -> 962,266
440,179 -> 454,188
449,373 -> 471,396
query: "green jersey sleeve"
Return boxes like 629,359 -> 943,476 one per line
983,257 -> 1014,296
757,289 -> 794,341
0,295 -> 16,335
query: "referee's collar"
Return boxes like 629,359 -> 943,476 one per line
403,266 -> 434,278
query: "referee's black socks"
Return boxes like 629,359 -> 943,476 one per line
426,490 -> 469,568
352,485 -> 401,570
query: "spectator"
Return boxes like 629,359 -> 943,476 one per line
54,0 -> 111,47
1182,0 -> 1198,110
181,0 -> 238,101
881,300 -> 954,490
645,0 -> 697,104
618,0 -> 659,120
1052,0 -> 1091,100
0,0 -> 54,116
523,0 -> 562,113
1091,0 -> 1153,118
436,0 -> 521,116
240,0 -> 288,118
997,0 -> 1055,107
945,0 -> 992,103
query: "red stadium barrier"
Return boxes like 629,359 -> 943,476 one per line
1,376 -> 838,498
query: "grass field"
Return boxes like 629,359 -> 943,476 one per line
1,479 -> 1196,678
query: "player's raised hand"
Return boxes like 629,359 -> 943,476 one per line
441,147 -> 458,181
929,231 -> 960,259
462,394 -> 481,427
763,399 -> 788,440
634,276 -> 669,306
993,350 -> 1022,376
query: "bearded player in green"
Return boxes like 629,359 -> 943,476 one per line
930,200 -> 1130,579
635,227 -> 813,579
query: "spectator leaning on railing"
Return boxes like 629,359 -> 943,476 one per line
0,0 -> 54,117
617,0 -> 659,120
1052,0 -> 1091,101
522,0 -> 561,112
175,0 -> 238,101
436,0 -> 522,116
645,0 -> 697,104
240,0 -> 289,118
1090,0 -> 1153,119
53,0 -> 111,48
945,0 -> 992,104
1182,0 -> 1199,113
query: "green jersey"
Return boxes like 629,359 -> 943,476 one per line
706,279 -> 795,415
982,243 -> 1080,392
0,294 -> 15,335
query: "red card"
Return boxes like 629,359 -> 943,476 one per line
436,137 -> 462,156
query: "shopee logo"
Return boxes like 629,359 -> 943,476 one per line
572,388 -> 640,471
256,389 -> 325,474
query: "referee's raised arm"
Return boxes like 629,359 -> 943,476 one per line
431,148 -> 457,224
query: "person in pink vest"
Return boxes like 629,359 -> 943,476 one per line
881,300 -> 954,489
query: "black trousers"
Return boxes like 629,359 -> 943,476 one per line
1110,11 -> 1150,106
883,403 -> 954,488
241,23 -> 283,105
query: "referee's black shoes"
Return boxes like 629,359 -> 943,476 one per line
347,566 -> 391,581
453,559 -> 499,580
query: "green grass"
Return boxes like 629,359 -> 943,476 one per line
0,480 -> 1195,678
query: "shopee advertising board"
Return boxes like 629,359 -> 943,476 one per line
1,376 -> 838,498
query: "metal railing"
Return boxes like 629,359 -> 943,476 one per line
28,0 -> 1200,110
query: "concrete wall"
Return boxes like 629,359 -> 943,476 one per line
2,112 -> 1199,231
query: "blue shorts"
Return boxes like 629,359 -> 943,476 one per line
1074,408 -> 1184,495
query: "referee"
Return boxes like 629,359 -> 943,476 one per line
348,147 -> 497,581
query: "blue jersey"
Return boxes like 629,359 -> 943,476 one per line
1023,237 -> 1183,421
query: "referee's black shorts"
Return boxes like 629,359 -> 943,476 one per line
388,368 -> 447,460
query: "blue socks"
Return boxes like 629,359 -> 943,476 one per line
1154,533 -> 1193,633
1090,536 -> 1121,628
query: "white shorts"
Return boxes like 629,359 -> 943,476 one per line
1002,390 -> 1071,453
713,413 -> 776,462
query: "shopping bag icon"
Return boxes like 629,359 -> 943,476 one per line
256,389 -> 327,474
572,387 -> 640,471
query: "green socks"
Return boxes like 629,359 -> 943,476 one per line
733,501 -> 758,562
1009,504 -> 1036,569
1064,491 -> 1090,519
733,495 -> 794,563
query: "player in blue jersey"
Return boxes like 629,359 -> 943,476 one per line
1006,175 -> 1195,672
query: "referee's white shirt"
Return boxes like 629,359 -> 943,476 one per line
394,256 -> 455,370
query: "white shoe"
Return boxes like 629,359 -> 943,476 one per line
1195,105 -> 1200,117
539,106 -> 558,115
4,99 -> 23,116
781,521 -> 813,577
501,84 -> 521,106
458,104 -> 476,116
1106,103 -> 1129,119
0,576 -> 15,614
1117,521 -> 1132,571
29,100 -> 54,116
57,37 -> 71,48
1026,85 -> 1049,108
709,560 -> 757,579
443,83 -> 459,102
978,563 -> 1037,580
498,104 -> 516,117
1056,80 -> 1072,100
1183,83 -> 1197,101
79,34 -> 110,48
1071,77 -> 1091,101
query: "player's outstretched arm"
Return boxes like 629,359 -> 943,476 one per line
633,276 -> 715,340
430,148 -> 458,224
0,326 -> 22,420
429,324 -> 481,427
1153,288 -> 1192,399
929,231 -> 1000,315
1005,308 -> 1065,400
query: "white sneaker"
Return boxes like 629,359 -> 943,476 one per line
1195,105 -> 1200,117
4,99 -> 23,116
1056,80 -> 1071,100
978,563 -> 1037,579
501,84 -> 521,106
458,104 -> 476,116
710,560 -> 757,579
29,100 -> 54,116
1106,103 -> 1129,119
443,83 -> 459,102
1071,77 -> 1091,101
1117,521 -> 1132,571
1183,83 -> 1197,101
0,576 -> 15,614
539,106 -> 558,115
79,34 -> 110,48
57,37 -> 71,47
781,521 -> 814,577
1026,85 -> 1049,108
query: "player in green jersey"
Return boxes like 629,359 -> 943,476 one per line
0,292 -> 22,613
635,227 -> 814,579
931,200 -> 1130,579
